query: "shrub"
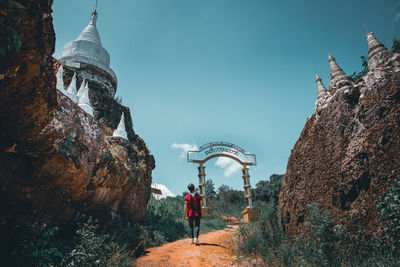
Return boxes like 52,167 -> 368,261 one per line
377,179 -> 400,252
146,196 -> 188,243
298,204 -> 344,266
237,200 -> 400,266
62,217 -> 131,267
12,226 -> 69,267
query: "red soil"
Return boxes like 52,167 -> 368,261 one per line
135,225 -> 239,267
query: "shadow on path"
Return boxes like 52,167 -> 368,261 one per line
198,242 -> 227,249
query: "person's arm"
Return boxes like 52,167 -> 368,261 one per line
184,201 -> 188,221
199,195 -> 203,219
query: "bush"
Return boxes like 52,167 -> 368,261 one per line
377,179 -> 400,252
237,201 -> 285,261
236,175 -> 400,266
237,201 -> 400,266
146,196 -> 188,245
62,218 -> 131,267
12,226 -> 69,267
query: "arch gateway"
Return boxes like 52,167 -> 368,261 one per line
187,142 -> 259,222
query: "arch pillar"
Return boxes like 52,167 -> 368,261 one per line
241,166 -> 259,222
198,163 -> 211,216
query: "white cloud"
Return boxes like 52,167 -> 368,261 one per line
171,143 -> 198,158
215,157 -> 242,177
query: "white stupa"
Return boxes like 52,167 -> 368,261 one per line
60,9 -> 117,96
77,79 -> 86,98
328,54 -> 353,89
66,73 -> 79,103
366,32 -> 388,71
113,113 -> 128,140
316,74 -> 327,99
366,32 -> 387,61
56,65 -> 66,93
78,85 -> 93,116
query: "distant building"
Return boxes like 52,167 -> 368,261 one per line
151,184 -> 176,200
151,186 -> 163,201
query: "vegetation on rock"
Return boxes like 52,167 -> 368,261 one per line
236,174 -> 400,266
0,0 -> 26,56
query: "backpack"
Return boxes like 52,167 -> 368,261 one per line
187,193 -> 202,217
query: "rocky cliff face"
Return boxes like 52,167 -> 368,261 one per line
280,37 -> 400,235
0,0 -> 154,229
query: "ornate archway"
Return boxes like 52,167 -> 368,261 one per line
187,142 -> 259,222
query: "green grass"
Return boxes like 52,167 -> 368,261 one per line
200,216 -> 227,234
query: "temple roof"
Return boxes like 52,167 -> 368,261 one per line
60,10 -> 117,85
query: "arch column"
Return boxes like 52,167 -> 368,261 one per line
241,166 -> 259,222
198,163 -> 210,215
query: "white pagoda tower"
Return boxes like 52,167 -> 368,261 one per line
113,113 -> 128,140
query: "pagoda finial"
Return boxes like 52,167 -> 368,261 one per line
113,113 -> 129,140
316,73 -> 327,99
90,0 -> 99,25
366,32 -> 387,60
89,9 -> 98,25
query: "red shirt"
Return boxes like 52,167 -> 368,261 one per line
185,193 -> 202,217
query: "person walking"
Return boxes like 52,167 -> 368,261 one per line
184,183 -> 202,245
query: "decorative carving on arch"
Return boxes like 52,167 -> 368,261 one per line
187,141 -> 256,166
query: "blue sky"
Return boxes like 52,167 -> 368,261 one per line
53,0 -> 400,196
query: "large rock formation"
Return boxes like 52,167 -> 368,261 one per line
280,33 -> 400,235
0,0 -> 154,230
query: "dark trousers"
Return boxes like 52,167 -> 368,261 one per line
188,216 -> 201,239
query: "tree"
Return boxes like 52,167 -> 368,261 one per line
205,179 -> 217,199
253,174 -> 284,204
217,184 -> 231,194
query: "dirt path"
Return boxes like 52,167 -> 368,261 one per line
135,225 -> 239,267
